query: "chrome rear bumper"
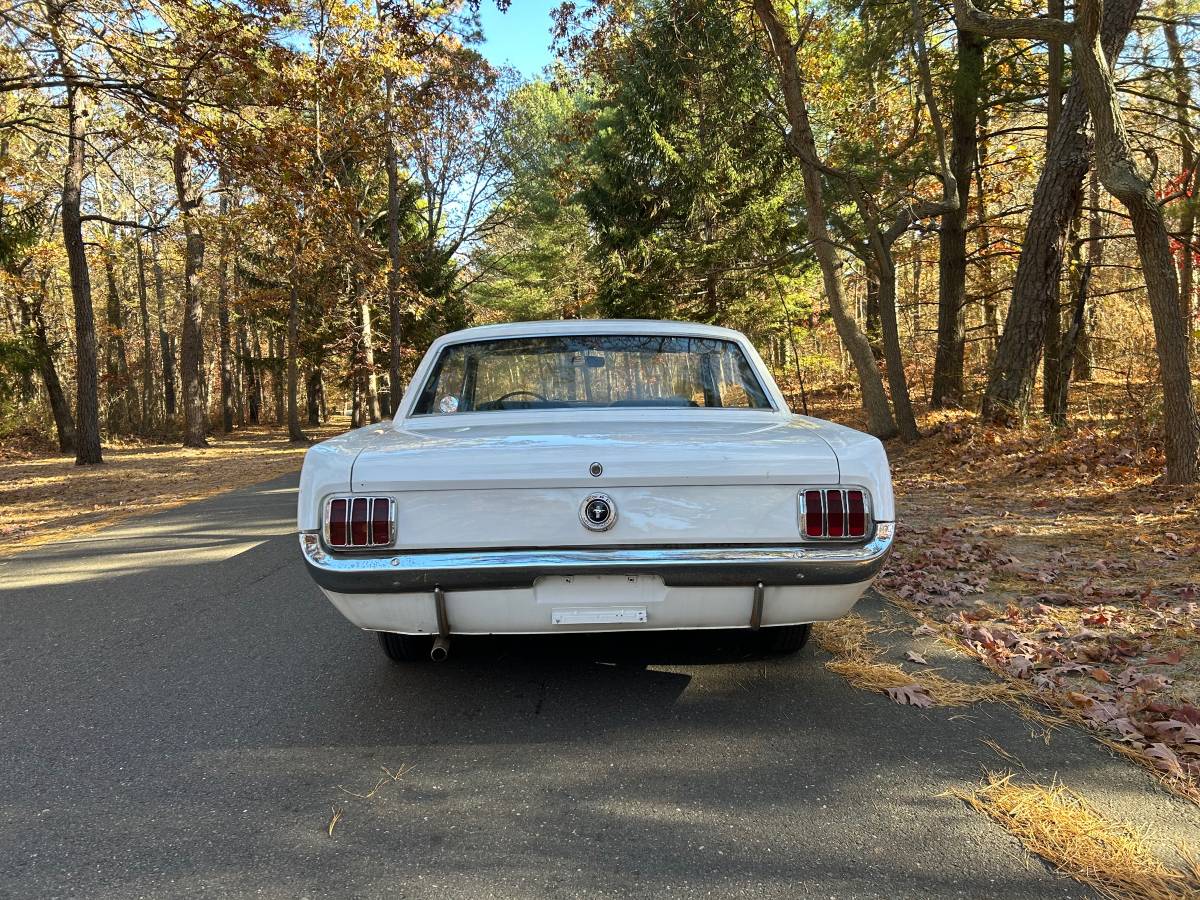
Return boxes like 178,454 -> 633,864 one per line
299,526 -> 893,594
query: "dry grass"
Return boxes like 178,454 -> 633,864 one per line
953,772 -> 1200,900
328,763 -> 414,837
813,614 -> 1011,707
337,764 -> 415,801
326,806 -> 344,837
0,420 -> 347,556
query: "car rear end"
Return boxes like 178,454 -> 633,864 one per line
297,322 -> 894,660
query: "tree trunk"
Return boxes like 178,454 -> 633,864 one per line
753,0 -> 898,438
61,86 -> 102,464
44,5 -> 101,463
1074,169 -> 1102,379
866,224 -> 920,440
239,321 -> 260,426
306,367 -> 322,425
1163,10 -> 1195,352
102,252 -> 121,432
975,125 -> 999,361
134,235 -> 153,432
932,28 -> 984,407
20,283 -> 76,454
980,0 -> 1140,422
1073,0 -> 1199,482
173,138 -> 207,448
1053,190 -> 1099,424
217,181 -> 234,433
384,71 -> 405,415
231,277 -> 244,427
359,289 -> 381,423
1042,267 -> 1064,416
286,279 -> 306,442
151,234 -> 176,426
102,250 -> 131,434
270,329 -> 285,425
864,273 -> 883,361
16,301 -> 35,405
1041,0 -> 1067,415
1049,194 -> 1085,426
350,371 -> 364,429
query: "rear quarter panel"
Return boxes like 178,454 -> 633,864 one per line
297,427 -> 381,531
795,416 -> 895,521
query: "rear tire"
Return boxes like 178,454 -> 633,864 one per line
377,631 -> 432,663
759,623 -> 811,655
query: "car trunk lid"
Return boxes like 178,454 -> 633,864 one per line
349,413 -> 839,550
353,413 -> 838,490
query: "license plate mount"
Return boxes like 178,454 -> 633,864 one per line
534,573 -> 666,606
551,606 -> 648,626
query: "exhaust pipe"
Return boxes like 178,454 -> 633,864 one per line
430,585 -> 450,661
430,636 -> 450,662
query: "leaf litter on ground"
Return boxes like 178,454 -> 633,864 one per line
873,408 -> 1200,801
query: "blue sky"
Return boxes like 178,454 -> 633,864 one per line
476,0 -> 559,78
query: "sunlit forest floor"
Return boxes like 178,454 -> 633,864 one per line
0,418 -> 348,557
798,377 -> 1200,801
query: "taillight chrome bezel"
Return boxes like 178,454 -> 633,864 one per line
798,488 -> 874,541
323,495 -> 396,550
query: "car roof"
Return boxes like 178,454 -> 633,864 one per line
436,319 -> 748,343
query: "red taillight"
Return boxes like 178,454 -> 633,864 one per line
804,490 -> 824,538
326,496 -> 392,548
351,498 -> 369,545
328,498 -> 348,546
847,490 -> 866,537
371,498 -> 390,544
826,490 -> 844,537
802,488 -> 870,540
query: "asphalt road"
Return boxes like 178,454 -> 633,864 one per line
3,474 -> 1197,899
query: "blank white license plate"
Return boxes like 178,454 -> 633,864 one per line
552,607 -> 648,625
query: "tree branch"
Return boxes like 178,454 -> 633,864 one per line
79,214 -> 165,232
953,0 -> 1075,43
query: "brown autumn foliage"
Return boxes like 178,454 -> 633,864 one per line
832,384 -> 1200,798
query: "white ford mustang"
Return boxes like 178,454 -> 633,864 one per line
298,319 -> 894,662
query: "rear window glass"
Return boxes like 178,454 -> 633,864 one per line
412,334 -> 773,415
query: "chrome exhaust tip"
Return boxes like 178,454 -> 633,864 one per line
430,636 -> 450,662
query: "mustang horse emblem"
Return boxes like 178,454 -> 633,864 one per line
581,493 -> 616,531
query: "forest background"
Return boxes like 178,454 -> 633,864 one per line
1,0 -> 1197,479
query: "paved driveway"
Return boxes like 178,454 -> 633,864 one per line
3,474 -> 1194,898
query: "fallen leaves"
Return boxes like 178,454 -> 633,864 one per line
1150,649 -> 1186,666
879,410 -> 1200,800
1144,743 -> 1186,779
887,683 -> 934,707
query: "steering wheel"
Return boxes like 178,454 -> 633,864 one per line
496,390 -> 549,405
